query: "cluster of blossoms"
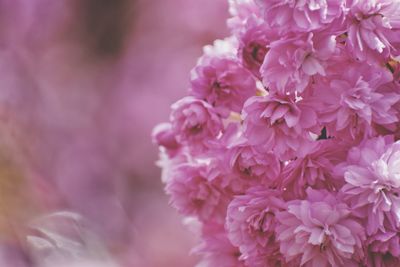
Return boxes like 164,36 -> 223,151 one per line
153,0 -> 400,266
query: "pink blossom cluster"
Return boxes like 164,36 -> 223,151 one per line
154,0 -> 400,266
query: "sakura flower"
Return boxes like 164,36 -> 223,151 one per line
371,80 -> 400,138
156,145 -> 190,184
228,140 -> 281,189
170,96 -> 223,150
276,188 -> 365,267
194,222 -> 246,267
153,0 -> 400,266
226,187 -> 288,267
368,225 -> 400,259
388,58 -> 400,84
261,33 -> 336,94
313,60 -> 399,138
227,0 -> 261,33
237,16 -> 277,79
340,136 -> 400,235
152,122 -> 181,157
190,55 -> 256,117
366,250 -> 400,267
257,0 -> 346,34
200,124 -> 260,194
165,162 -> 230,223
242,94 -> 318,160
346,0 -> 400,62
279,139 -> 347,198
202,37 -> 239,59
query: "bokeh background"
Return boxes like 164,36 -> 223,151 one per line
0,0 -> 228,266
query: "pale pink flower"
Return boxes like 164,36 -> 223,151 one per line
242,94 -> 318,160
257,0 -> 346,33
202,37 -> 239,59
261,33 -> 336,94
170,96 -> 223,150
276,188 -> 365,267
226,187 -> 289,267
227,0 -> 261,33
346,0 -> 400,62
340,136 -> 400,235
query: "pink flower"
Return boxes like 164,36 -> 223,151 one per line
165,162 -> 230,223
194,222 -> 245,267
276,188 -> 365,267
390,58 -> 400,84
368,226 -> 400,259
237,16 -> 277,79
340,136 -> 400,235
242,94 -> 318,160
190,56 -> 256,117
228,140 -> 281,189
257,0 -> 346,34
170,96 -> 223,150
346,0 -> 400,62
261,33 -> 336,94
202,37 -> 239,59
227,0 -> 261,33
366,251 -> 400,267
152,122 -> 181,157
226,187 -> 289,267
280,139 -> 347,198
196,123 -> 257,194
156,146 -> 190,184
313,60 -> 399,139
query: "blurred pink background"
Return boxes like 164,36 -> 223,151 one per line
0,0 -> 228,266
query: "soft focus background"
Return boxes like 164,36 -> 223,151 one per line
0,0 -> 228,266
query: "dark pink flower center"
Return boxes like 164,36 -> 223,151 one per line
189,124 -> 203,134
243,42 -> 268,67
247,210 -> 274,235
